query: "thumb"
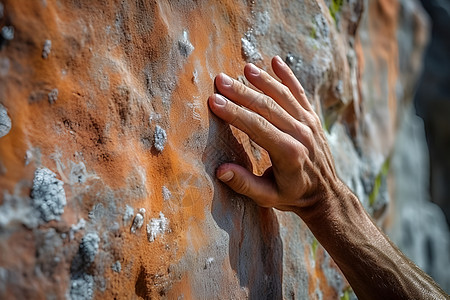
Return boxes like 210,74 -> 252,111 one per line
216,163 -> 278,207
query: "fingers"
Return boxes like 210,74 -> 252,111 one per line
215,73 -> 298,135
216,163 -> 278,207
208,93 -> 305,164
271,56 -> 313,112
243,63 -> 308,120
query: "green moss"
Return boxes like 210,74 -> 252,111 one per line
340,288 -> 353,300
310,26 -> 317,39
369,157 -> 391,206
311,238 -> 319,260
329,0 -> 344,24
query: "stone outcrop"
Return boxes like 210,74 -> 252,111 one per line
0,0 -> 445,298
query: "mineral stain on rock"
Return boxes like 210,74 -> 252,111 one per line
31,168 -> 66,222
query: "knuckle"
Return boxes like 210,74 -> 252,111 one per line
233,177 -> 250,195
235,81 -> 247,95
297,84 -> 305,96
255,115 -> 270,130
280,86 -> 293,101
264,95 -> 279,113
284,142 -> 308,168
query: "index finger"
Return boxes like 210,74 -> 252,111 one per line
208,93 -> 307,166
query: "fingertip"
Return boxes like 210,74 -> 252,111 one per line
244,63 -> 260,76
218,170 -> 234,182
273,55 -> 285,67
208,94 -> 227,109
215,73 -> 233,88
216,164 -> 234,182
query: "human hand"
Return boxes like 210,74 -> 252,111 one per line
208,56 -> 344,216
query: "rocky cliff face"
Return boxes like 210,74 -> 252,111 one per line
0,0 -> 441,298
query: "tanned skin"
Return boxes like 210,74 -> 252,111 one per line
208,56 -> 449,299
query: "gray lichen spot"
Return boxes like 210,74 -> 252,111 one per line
146,212 -> 169,242
111,261 -> 121,273
178,30 -> 194,57
79,233 -> 100,265
48,88 -> 58,104
241,34 -> 262,63
154,125 -> 167,152
42,39 -> 52,59
162,186 -> 171,201
0,103 -> 11,138
123,204 -> 134,224
1,25 -> 14,40
130,208 -> 145,233
31,168 -> 66,222
70,273 -> 94,300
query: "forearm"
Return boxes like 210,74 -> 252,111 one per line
297,183 -> 448,299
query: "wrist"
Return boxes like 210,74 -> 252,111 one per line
293,180 -> 364,234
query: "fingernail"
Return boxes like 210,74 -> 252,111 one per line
275,55 -> 286,67
221,73 -> 233,87
214,94 -> 227,107
248,63 -> 260,76
218,170 -> 234,182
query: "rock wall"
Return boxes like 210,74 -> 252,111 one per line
0,0 -> 439,299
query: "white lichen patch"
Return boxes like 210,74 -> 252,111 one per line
146,212 -> 169,242
162,186 -> 171,201
130,208 -> 145,233
79,232 -> 100,265
149,112 -> 161,124
187,98 -> 202,121
31,168 -> 66,222
192,69 -> 199,84
204,257 -> 214,269
178,30 -> 194,57
0,103 -> 11,138
1,25 -> 14,41
154,125 -> 167,152
69,218 -> 86,240
123,204 -> 134,224
111,261 -> 121,273
42,39 -> 52,59
70,273 -> 94,300
241,34 -> 262,63
48,88 -> 58,104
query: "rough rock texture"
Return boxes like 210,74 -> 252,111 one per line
0,0 -> 444,298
